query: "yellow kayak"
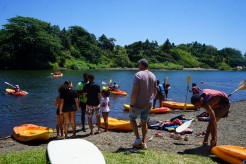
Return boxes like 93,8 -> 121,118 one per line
100,117 -> 132,131
123,104 -> 171,114
162,101 -> 197,110
13,124 -> 54,142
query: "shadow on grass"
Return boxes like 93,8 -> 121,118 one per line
45,149 -> 51,164
177,145 -> 211,156
177,145 -> 226,164
115,147 -> 145,155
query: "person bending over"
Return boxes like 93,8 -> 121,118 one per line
191,89 -> 230,148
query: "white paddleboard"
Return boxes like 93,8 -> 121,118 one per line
47,139 -> 106,164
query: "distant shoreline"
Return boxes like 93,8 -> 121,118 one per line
98,67 -> 219,71
182,67 -> 218,71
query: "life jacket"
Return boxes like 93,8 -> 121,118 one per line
192,86 -> 202,94
77,81 -> 87,103
200,89 -> 229,108
158,84 -> 165,95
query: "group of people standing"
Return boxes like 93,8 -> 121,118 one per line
54,58 -> 231,150
55,73 -> 111,139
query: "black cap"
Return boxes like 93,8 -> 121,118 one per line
192,83 -> 197,87
138,59 -> 148,67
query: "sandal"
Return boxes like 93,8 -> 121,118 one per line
169,133 -> 176,138
196,132 -> 206,137
95,129 -> 102,134
184,135 -> 189,141
155,132 -> 163,137
174,134 -> 183,140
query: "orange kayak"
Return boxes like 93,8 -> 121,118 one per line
13,124 -> 54,142
162,101 -> 197,110
212,145 -> 246,164
6,88 -> 28,96
123,104 -> 171,114
100,117 -> 132,131
111,89 -> 127,96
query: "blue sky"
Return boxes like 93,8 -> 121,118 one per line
1,0 -> 246,54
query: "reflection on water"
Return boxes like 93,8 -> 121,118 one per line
0,70 -> 245,136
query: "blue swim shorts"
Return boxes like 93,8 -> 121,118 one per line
129,107 -> 151,121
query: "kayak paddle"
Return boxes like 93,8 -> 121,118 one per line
183,76 -> 191,110
176,79 -> 246,133
5,82 -> 28,94
176,118 -> 195,133
4,82 -> 15,88
228,80 -> 246,97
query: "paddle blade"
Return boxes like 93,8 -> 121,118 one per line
239,80 -> 246,90
165,76 -> 168,84
4,82 -> 15,88
228,80 -> 246,97
176,119 -> 194,133
187,76 -> 191,85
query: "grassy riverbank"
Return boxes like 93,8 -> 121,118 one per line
0,147 -> 217,164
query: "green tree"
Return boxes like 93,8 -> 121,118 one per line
219,48 -> 244,67
160,39 -> 172,53
1,16 -> 62,69
98,34 -> 115,51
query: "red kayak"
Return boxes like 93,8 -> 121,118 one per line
6,88 -> 28,96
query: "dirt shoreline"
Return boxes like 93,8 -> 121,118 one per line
0,101 -> 245,161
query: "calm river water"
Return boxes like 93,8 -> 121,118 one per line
0,70 -> 245,136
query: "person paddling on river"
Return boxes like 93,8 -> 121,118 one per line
112,82 -> 120,91
14,85 -> 20,92
191,89 -> 230,149
108,82 -> 120,91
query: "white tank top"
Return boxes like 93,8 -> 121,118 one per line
101,97 -> 110,112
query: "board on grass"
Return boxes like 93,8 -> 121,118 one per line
47,139 -> 106,164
